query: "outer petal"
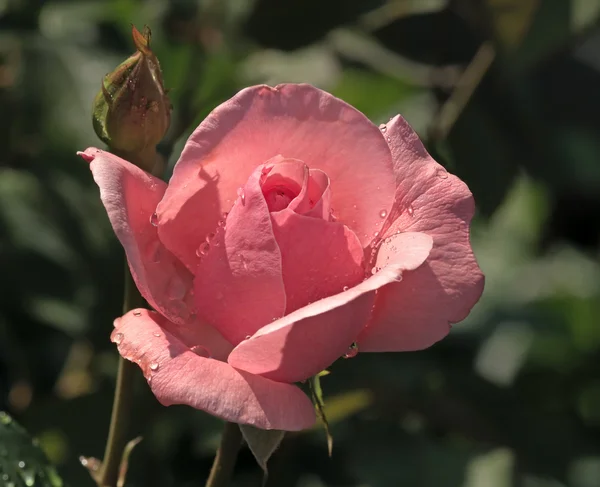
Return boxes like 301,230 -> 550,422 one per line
81,148 -> 196,325
112,309 -> 315,430
156,84 -> 396,270
358,116 -> 485,352
194,166 -> 286,345
271,209 -> 365,314
228,232 -> 432,383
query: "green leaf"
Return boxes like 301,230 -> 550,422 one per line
239,425 -> 284,482
0,412 -> 66,487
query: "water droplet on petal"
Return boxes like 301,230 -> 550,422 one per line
245,335 -> 251,340
379,209 -> 387,218
150,212 -> 158,227
379,123 -> 387,133
196,241 -> 210,257
237,187 -> 245,205
437,168 -> 448,179
343,342 -> 359,359
239,254 -> 249,271
407,205 -> 414,217
222,212 -> 229,219
133,311 -> 141,317
374,231 -> 380,237
149,362 -> 159,371
217,220 -> 225,227
153,332 -> 161,337
167,277 -> 186,300
190,345 -> 211,358
206,232 -> 216,242
371,267 -> 380,275
113,333 -> 124,344
343,286 -> 349,291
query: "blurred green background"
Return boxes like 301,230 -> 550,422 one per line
2,0 -> 600,485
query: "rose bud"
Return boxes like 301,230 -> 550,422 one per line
92,25 -> 171,172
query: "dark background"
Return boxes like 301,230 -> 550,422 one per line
2,0 -> 600,486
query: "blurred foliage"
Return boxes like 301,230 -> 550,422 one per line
0,412 -> 65,487
1,0 -> 600,486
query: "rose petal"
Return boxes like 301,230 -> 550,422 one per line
81,148 -> 196,325
358,116 -> 485,352
156,84 -> 396,270
261,159 -> 308,212
289,169 -> 331,220
228,232 -> 432,383
271,209 -> 365,314
112,309 -> 315,430
193,165 -> 286,345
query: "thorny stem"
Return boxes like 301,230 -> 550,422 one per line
205,422 -> 243,487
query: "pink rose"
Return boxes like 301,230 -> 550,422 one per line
80,84 -> 484,431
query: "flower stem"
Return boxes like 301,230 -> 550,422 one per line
98,267 -> 146,487
205,422 -> 243,487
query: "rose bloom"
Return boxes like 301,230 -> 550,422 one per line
80,84 -> 484,431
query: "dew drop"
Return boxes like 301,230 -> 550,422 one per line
374,231 -> 380,238
21,469 -> 35,486
133,311 -> 141,317
343,286 -> 349,291
379,124 -> 387,133
196,241 -> 210,257
217,220 -> 225,227
167,277 -> 186,300
150,212 -> 158,227
245,335 -> 251,340
206,232 -> 216,242
437,168 -> 448,179
371,266 -> 380,275
386,136 -> 391,142
407,205 -> 414,217
149,362 -> 159,371
113,333 -> 124,345
379,209 -> 387,218
222,212 -> 229,219
343,342 -> 359,359
153,332 -> 161,337
190,345 -> 211,358
237,187 -> 245,205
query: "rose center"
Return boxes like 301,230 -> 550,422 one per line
263,185 -> 298,212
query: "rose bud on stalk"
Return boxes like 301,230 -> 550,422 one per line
92,25 -> 171,173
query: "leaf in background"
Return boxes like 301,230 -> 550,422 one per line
0,412 -> 65,487
239,425 -> 284,479
486,0 -> 540,49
